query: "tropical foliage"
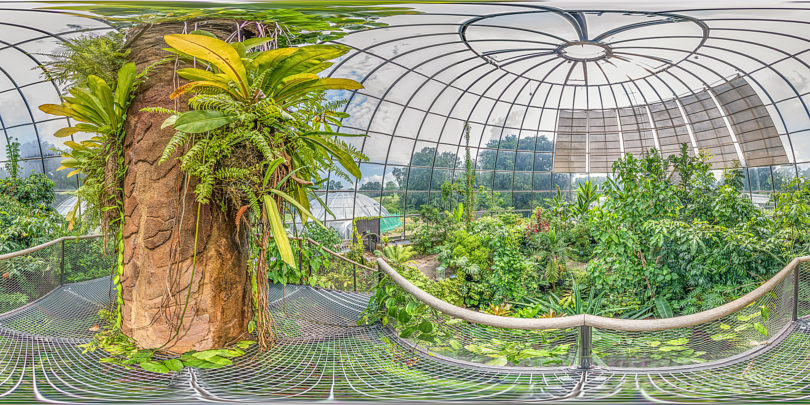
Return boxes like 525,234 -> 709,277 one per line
39,62 -> 140,234
0,142 -> 67,312
395,145 -> 810,320
40,31 -> 130,89
149,33 -> 366,347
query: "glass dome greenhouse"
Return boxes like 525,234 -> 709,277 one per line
1,1 -> 810,404
1,1 -> 808,224
307,192 -> 403,238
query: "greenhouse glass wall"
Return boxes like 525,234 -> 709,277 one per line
3,2 -> 810,229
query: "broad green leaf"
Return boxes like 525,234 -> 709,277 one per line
710,332 -> 736,341
115,62 -> 137,109
218,349 -> 245,358
170,80 -> 238,100
268,188 -> 323,228
275,78 -> 363,105
192,350 -> 221,361
174,110 -> 235,133
397,309 -> 411,324
760,306 -> 770,321
264,195 -> 295,268
263,157 -> 285,186
664,338 -> 688,346
520,349 -> 551,358
182,358 -> 221,369
176,67 -> 222,82
249,47 -> 297,74
64,141 -> 85,150
239,37 -> 275,51
54,126 -> 81,138
161,115 -> 178,130
140,361 -> 171,374
39,103 -> 75,118
486,356 -> 508,366
163,359 -> 184,372
753,322 -> 768,336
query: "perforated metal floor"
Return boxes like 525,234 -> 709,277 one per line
2,278 -> 810,403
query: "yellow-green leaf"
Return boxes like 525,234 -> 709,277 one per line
39,103 -> 75,117
263,195 -> 295,268
54,126 -> 81,138
64,141 -> 85,150
169,80 -> 237,100
164,34 -> 248,98
268,188 -> 322,228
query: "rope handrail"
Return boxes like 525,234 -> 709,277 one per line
291,236 -> 378,273
4,233 -> 803,332
0,234 -> 102,261
377,255 -> 810,332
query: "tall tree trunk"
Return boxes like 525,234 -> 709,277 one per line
120,23 -> 250,353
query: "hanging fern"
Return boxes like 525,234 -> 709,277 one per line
160,132 -> 191,164
149,33 -> 368,350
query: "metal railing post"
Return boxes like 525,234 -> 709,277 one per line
59,238 -> 65,286
578,325 -> 592,369
307,239 -> 313,279
352,263 -> 357,293
794,262 -> 801,321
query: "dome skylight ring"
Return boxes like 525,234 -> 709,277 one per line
556,41 -> 612,62
459,7 -> 709,87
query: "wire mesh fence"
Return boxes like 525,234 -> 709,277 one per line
0,236 -> 112,315
299,238 -> 378,293
373,255 -> 809,372
0,236 -> 809,402
0,242 -> 61,314
592,267 -> 794,369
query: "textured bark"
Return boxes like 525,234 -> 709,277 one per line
120,23 -> 250,353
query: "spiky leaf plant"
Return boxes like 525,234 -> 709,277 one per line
149,33 -> 366,348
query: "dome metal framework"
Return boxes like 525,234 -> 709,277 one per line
0,2 -> 809,230
315,2 -> 810,238
0,6 -> 112,213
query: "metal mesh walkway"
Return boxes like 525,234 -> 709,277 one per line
1,278 -> 810,402
1,237 -> 810,402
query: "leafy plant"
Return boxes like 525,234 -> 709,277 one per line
79,309 -> 256,373
39,31 -> 130,89
39,62 -> 141,234
151,33 -> 366,347
380,244 -> 416,266
4,138 -> 20,179
573,181 -> 599,218
462,339 -> 572,367
462,122 -> 476,225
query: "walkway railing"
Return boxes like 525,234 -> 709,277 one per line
0,235 -> 110,315
1,234 -> 809,372
376,256 -> 810,370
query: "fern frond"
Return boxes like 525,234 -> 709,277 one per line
160,131 -> 190,164
247,130 -> 273,160
140,106 -> 179,115
216,167 -> 251,180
